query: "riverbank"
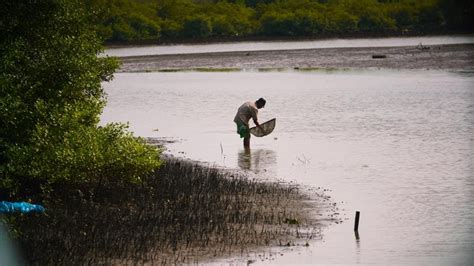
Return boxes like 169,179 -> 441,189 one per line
117,43 -> 474,72
12,155 -> 338,264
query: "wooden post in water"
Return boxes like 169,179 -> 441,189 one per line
354,211 -> 360,231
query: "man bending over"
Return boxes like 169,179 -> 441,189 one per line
233,98 -> 266,149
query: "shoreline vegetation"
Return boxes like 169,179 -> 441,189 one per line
13,154 -> 339,264
89,0 -> 473,46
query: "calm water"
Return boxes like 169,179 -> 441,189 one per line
105,34 -> 474,57
101,69 -> 473,264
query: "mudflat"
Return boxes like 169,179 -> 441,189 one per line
117,43 -> 474,72
15,157 -> 339,264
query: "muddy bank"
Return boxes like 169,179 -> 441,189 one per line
117,43 -> 474,72
12,156 -> 338,264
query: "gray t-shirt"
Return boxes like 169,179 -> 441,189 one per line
234,101 -> 258,126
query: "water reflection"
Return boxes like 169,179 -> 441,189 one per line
237,149 -> 277,174
355,230 -> 360,241
355,231 -> 361,264
0,220 -> 21,266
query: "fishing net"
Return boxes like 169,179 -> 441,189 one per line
250,118 -> 276,137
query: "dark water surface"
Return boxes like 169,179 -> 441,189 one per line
102,69 -> 473,264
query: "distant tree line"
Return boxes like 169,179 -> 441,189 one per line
86,0 -> 474,43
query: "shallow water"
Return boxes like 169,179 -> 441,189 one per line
101,69 -> 474,264
105,34 -> 474,57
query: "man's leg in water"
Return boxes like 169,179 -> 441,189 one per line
244,136 -> 250,149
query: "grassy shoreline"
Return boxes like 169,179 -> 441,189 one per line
11,156 -> 338,264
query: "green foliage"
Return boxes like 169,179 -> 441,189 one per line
156,0 -> 256,38
206,2 -> 256,37
258,0 -> 326,36
0,0 -> 161,199
182,15 -> 213,38
388,2 -> 419,31
344,0 -> 397,32
325,7 -> 358,33
87,0 -> 162,41
259,10 -> 297,36
439,0 -> 474,30
87,0 -> 470,42
415,1 -> 444,31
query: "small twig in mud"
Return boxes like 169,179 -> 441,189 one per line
296,154 -> 311,164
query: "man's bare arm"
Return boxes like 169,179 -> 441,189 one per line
253,119 -> 262,130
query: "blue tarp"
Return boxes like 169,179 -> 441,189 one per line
0,201 -> 45,214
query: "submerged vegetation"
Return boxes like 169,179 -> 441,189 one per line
87,0 -> 474,43
13,159 -> 335,264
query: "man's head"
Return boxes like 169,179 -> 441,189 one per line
256,98 -> 266,109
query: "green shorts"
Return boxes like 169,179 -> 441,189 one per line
235,122 -> 250,138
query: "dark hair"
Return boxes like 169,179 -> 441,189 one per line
256,98 -> 266,108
